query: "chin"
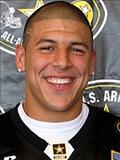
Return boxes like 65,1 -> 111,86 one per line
49,103 -> 71,112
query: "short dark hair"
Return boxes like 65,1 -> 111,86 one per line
23,1 -> 93,47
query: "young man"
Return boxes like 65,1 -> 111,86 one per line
0,1 -> 119,160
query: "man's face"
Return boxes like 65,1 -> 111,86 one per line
18,19 -> 95,119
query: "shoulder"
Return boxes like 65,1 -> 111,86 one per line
0,110 -> 11,128
0,110 -> 14,137
0,104 -> 20,151
88,104 -> 120,136
93,106 -> 119,124
0,104 -> 19,138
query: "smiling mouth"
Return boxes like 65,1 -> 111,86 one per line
45,76 -> 76,92
47,77 -> 73,85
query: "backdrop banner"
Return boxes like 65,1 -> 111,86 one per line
0,0 -> 120,116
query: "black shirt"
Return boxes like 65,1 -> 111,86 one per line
0,104 -> 119,160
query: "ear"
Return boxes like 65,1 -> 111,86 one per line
89,49 -> 96,76
15,44 -> 25,72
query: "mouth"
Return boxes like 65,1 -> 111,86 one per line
45,77 -> 75,91
47,77 -> 73,84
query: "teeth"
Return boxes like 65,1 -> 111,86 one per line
47,78 -> 71,84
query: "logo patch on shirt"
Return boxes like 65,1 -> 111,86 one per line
53,143 -> 67,160
111,150 -> 120,160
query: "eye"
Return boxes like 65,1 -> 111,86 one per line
70,47 -> 86,56
40,46 -> 53,51
72,48 -> 82,52
39,46 -> 54,54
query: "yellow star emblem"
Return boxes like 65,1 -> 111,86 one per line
80,4 -> 91,17
19,0 -> 44,17
53,144 -> 66,155
72,1 -> 93,25
104,103 -> 110,113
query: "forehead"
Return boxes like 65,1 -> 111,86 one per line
25,19 -> 93,51
30,19 -> 90,35
25,19 -> 92,49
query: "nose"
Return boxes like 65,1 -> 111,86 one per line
52,48 -> 72,70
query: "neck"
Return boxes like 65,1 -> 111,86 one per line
23,100 -> 82,122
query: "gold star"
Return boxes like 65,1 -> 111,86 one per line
104,103 -> 110,113
19,0 -> 44,17
53,144 -> 65,154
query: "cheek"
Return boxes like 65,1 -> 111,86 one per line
25,54 -> 51,73
35,57 -> 49,72
72,58 -> 91,74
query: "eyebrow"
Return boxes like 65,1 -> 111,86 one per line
70,42 -> 89,50
35,38 -> 89,50
36,39 -> 56,46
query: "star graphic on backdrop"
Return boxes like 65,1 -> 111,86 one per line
104,103 -> 110,113
80,4 -> 91,17
19,0 -> 44,17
